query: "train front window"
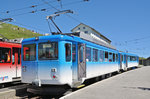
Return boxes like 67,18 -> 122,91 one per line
23,44 -> 36,61
0,47 -> 11,63
38,42 -> 58,60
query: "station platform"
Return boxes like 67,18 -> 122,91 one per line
60,66 -> 150,99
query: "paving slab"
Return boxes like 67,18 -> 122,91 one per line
0,84 -> 28,99
60,66 -> 150,99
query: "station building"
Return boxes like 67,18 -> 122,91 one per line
71,23 -> 111,44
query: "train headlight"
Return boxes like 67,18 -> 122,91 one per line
51,68 -> 57,79
22,66 -> 26,72
52,75 -> 57,79
51,68 -> 57,72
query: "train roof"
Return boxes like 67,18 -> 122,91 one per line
0,41 -> 21,48
119,52 -> 138,57
22,34 -> 117,52
23,32 -> 116,48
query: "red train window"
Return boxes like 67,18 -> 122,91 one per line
0,47 -> 11,63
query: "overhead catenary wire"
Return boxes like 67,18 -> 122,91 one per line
0,0 -> 89,34
3,0 -> 87,18
40,0 -> 84,23
0,0 -> 57,14
114,34 -> 150,47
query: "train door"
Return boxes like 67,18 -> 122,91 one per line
78,43 -> 86,81
125,55 -> 128,68
122,55 -> 124,67
120,54 -> 122,70
12,48 -> 21,78
72,43 -> 78,83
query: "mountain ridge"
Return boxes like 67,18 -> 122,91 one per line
0,22 -> 43,39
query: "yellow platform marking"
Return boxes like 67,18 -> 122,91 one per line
77,84 -> 85,88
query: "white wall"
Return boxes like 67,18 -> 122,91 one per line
72,24 -> 110,44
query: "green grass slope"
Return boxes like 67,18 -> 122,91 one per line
0,22 -> 43,39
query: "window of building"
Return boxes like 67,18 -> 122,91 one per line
23,44 -> 36,61
38,42 -> 58,60
72,44 -> 76,62
65,43 -> 71,62
93,49 -> 98,62
105,51 -> 108,62
109,52 -> 112,62
83,27 -> 86,29
84,31 -> 88,34
0,47 -> 11,63
86,47 -> 91,62
78,27 -> 80,30
99,50 -> 104,62
113,53 -> 115,62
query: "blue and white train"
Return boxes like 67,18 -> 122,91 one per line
21,33 -> 139,94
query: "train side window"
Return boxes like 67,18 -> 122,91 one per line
93,48 -> 98,62
105,51 -> 108,62
100,50 -> 104,62
124,55 -> 125,61
135,57 -> 137,61
0,47 -> 11,63
18,49 -> 21,64
12,50 -> 15,64
131,56 -> 136,61
128,56 -> 130,61
79,45 -> 83,62
72,44 -> 76,62
130,56 -> 132,61
65,43 -> 71,62
109,52 -> 112,62
113,53 -> 115,62
116,54 -> 118,62
121,55 -> 123,61
86,47 -> 91,62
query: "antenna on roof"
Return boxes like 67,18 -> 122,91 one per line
46,10 -> 73,34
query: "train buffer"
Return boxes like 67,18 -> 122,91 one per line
60,66 -> 150,99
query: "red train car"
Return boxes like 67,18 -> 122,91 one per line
0,39 -> 22,84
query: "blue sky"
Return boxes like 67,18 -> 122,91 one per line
0,0 -> 150,58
